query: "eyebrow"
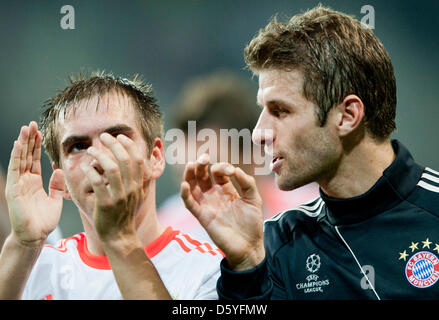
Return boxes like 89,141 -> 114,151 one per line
257,98 -> 292,109
61,124 -> 135,149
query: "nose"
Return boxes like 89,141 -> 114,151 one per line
252,108 -> 274,147
90,158 -> 104,175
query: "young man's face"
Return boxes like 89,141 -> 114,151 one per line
252,69 -> 341,191
55,90 -> 152,219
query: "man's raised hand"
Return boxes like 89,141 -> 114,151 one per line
180,154 -> 265,271
80,133 -> 148,242
5,121 -> 64,247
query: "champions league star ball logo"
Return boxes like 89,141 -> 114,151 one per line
405,251 -> 439,288
306,254 -> 321,273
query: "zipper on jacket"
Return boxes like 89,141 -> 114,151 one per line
334,225 -> 381,300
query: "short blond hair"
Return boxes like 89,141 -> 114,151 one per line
40,71 -> 163,168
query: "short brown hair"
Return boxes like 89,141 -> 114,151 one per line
40,71 -> 163,168
244,5 -> 397,139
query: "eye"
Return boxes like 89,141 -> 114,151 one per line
68,142 -> 89,154
270,106 -> 289,118
108,131 -> 120,138
107,130 -> 131,140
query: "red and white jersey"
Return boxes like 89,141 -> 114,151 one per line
22,227 -> 224,300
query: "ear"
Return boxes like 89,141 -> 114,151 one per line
335,94 -> 365,137
52,162 -> 71,200
148,138 -> 165,180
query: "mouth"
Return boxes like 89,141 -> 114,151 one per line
270,156 -> 284,174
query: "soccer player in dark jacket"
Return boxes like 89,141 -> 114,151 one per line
180,5 -> 439,299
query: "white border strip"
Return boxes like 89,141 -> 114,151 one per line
425,167 -> 439,177
334,226 -> 381,300
421,173 -> 439,184
265,197 -> 323,223
417,180 -> 439,193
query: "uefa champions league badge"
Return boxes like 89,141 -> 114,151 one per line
295,254 -> 331,294
399,239 -> 439,288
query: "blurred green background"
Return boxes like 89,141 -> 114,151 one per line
0,0 -> 438,237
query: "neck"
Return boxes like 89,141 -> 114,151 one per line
318,136 -> 395,199
79,184 -> 165,256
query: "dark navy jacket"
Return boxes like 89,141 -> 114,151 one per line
217,140 -> 439,299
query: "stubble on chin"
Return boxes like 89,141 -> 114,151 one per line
275,173 -> 312,191
274,152 -> 325,191
274,162 -> 311,191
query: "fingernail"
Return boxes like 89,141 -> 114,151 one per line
197,153 -> 209,165
117,134 -> 129,142
225,166 -> 235,175
100,132 -> 112,141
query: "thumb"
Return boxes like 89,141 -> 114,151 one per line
49,169 -> 65,200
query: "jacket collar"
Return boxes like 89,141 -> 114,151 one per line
319,140 -> 424,225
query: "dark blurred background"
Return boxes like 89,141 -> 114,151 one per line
0,0 -> 437,236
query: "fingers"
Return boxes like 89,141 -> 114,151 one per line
100,132 -> 146,192
31,131 -> 43,174
183,161 -> 197,190
18,126 -> 29,173
7,122 -> 40,186
99,133 -> 133,191
210,162 -> 240,197
234,167 -> 261,203
180,181 -> 201,218
84,133 -> 145,200
183,154 -> 241,196
210,162 -> 235,185
25,122 -> 38,171
116,134 -> 146,186
182,161 -> 204,202
6,140 -> 22,186
86,146 -> 125,198
80,162 -> 112,202
195,153 -> 212,192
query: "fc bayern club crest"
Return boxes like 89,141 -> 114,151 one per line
405,251 -> 439,288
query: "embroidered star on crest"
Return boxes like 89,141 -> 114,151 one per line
399,250 -> 409,261
434,244 -> 439,254
422,238 -> 432,249
409,242 -> 419,252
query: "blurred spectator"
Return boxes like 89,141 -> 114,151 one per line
158,70 -> 319,241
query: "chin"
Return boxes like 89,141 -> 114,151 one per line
275,174 -> 310,191
274,175 -> 294,191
